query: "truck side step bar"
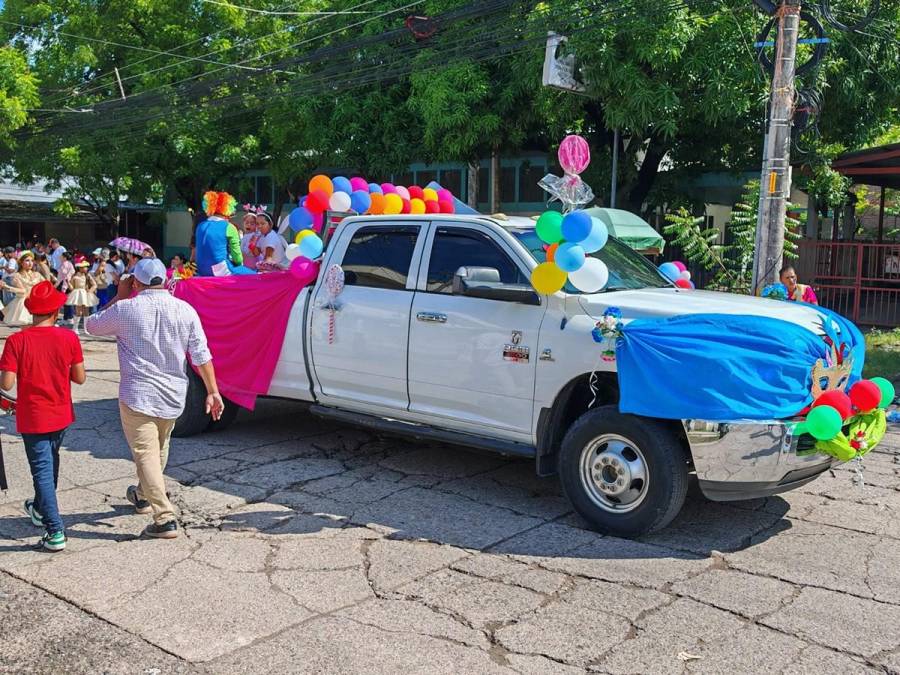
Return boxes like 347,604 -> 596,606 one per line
309,405 -> 536,459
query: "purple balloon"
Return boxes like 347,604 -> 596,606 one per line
381,183 -> 397,194
350,177 -> 369,192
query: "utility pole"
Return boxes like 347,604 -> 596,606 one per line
752,0 -> 801,293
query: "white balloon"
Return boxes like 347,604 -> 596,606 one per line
329,191 -> 352,212
285,243 -> 302,261
569,257 -> 609,293
680,270 -> 691,281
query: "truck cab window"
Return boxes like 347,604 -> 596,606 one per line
342,226 -> 419,290
426,228 -> 526,294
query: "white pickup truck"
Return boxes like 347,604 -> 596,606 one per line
176,214 -> 840,537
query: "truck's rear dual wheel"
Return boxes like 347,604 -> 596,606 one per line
172,367 -> 239,438
558,406 -> 689,538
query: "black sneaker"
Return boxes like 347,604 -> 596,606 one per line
125,485 -> 152,515
142,521 -> 178,539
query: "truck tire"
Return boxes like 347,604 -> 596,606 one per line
558,405 -> 689,538
172,367 -> 211,438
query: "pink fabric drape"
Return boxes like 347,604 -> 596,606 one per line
173,270 -> 314,409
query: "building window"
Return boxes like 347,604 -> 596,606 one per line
394,172 -> 414,187
416,170 -> 437,187
500,167 -> 517,204
519,163 -> 548,203
438,169 -> 462,194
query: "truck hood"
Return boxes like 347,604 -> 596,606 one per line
579,288 -> 826,332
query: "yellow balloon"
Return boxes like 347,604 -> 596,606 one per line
422,188 -> 438,202
410,198 -> 426,214
294,229 -> 315,244
530,262 -> 568,295
383,193 -> 403,215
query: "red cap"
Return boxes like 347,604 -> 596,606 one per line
24,281 -> 68,315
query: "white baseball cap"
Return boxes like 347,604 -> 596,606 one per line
133,258 -> 167,286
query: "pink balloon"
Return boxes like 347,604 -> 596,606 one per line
395,185 -> 410,201
437,188 -> 453,202
558,135 -> 591,175
381,183 -> 397,194
350,177 -> 369,192
290,256 -> 319,286
673,261 -> 687,272
312,211 -> 324,233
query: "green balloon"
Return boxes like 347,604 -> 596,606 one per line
536,211 -> 564,245
870,377 -> 896,409
806,405 -> 843,441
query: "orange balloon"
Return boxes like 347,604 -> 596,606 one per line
383,193 -> 403,215
308,174 -> 334,196
546,243 -> 559,262
368,192 -> 385,215
410,198 -> 426,214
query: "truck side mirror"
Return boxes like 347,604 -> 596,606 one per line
452,267 -> 540,305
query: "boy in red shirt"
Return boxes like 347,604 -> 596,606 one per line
0,281 -> 86,551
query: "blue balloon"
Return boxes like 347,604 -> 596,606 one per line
350,190 -> 372,214
299,195 -> 307,207
368,183 -> 383,194
332,176 -> 352,195
299,232 -> 324,259
561,211 -> 593,243
659,262 -> 681,282
289,205 -> 314,231
555,242 -> 586,272
581,217 -> 609,253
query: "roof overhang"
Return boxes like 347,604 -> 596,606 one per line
832,143 -> 900,189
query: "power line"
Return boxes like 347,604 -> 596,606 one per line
197,0 -> 377,15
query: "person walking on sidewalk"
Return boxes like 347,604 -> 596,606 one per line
85,258 -> 223,539
0,281 -> 86,552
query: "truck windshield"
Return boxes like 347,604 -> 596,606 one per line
511,229 -> 670,292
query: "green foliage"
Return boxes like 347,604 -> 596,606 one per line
0,45 -> 39,149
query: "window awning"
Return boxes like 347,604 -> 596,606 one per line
832,143 -> 900,189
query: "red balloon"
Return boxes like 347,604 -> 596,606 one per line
408,185 -> 425,200
849,380 -> 881,413
306,190 -> 329,214
813,389 -> 853,420
674,278 -> 692,289
401,198 -> 411,214
424,200 -> 440,214
438,199 -> 454,214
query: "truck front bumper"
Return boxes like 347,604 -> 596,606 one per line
684,420 -> 835,501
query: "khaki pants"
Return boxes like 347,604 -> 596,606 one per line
119,402 -> 177,525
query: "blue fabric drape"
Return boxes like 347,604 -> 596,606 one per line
616,310 -> 864,421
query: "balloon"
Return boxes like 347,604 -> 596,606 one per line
381,183 -> 397,194
546,243 -> 559,262
410,198 -> 426,214
309,174 -> 333,196
848,380 -> 881,413
401,198 -> 411,214
423,188 -> 439,202
814,389 -> 853,420
680,270 -> 691,281
350,177 -> 369,192
369,182 -> 383,194
408,186 -> 425,200
424,200 -> 440,214
673,261 -> 687,272
674,278 -> 692,289
299,232 -> 324,259
329,191 -> 352,212
530,262 -> 568,295
558,134 -> 591,175
306,190 -> 330,214
555,242 -> 586,272
368,192 -> 386,214
568,257 -> 609,293
536,211 -> 564,244
437,188 -> 453,202
285,243 -> 302,261
689,281 -> 695,289
395,185 -> 411,201
580,217 -> 609,253
295,229 -> 315,244
659,262 -> 681,282
806,405 -> 844,441
311,210 -> 324,233
332,176 -> 352,195
350,190 -> 372,214
561,211 -> 592,243
438,199 -> 454,214
288,206 -> 313,231
290,256 -> 318,285
299,196 -> 307,207
870,377 -> 896,409
383,193 -> 403,215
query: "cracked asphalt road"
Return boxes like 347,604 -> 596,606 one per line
2,330 -> 900,674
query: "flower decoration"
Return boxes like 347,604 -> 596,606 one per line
592,307 -> 623,362
761,282 -> 788,301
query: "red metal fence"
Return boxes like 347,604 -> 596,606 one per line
796,240 -> 900,326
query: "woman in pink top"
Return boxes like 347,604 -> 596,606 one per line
780,265 -> 818,304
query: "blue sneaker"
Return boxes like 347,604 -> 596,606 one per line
40,531 -> 66,552
24,499 -> 43,528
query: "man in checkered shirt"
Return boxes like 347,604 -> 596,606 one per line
87,258 -> 224,539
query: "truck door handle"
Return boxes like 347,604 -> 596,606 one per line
417,312 -> 447,324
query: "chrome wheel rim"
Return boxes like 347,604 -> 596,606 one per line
580,434 -> 649,514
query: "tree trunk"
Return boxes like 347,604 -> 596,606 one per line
490,148 -> 501,214
467,160 -> 478,209
622,137 -> 667,216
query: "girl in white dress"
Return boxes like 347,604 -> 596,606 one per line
65,261 -> 99,333
1,252 -> 44,326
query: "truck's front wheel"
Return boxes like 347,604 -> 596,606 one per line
558,406 -> 689,538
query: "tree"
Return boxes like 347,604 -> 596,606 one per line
0,45 -> 38,150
